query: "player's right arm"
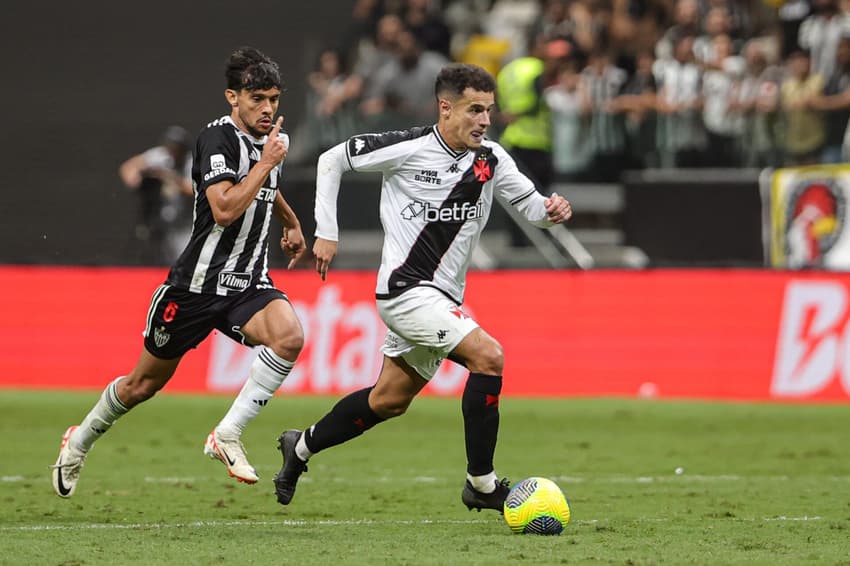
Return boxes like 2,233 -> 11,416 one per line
313,141 -> 347,280
206,117 -> 287,227
313,130 -> 420,279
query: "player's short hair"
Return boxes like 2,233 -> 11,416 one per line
226,47 -> 282,91
434,63 -> 496,100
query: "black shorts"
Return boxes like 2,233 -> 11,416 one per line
142,284 -> 288,359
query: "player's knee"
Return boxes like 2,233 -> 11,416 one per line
373,399 -> 410,419
370,393 -> 413,419
467,339 -> 504,375
268,331 -> 304,361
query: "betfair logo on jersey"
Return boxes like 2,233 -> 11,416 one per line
218,271 -> 252,291
400,200 -> 484,223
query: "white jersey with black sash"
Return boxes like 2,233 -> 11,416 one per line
167,115 -> 283,296
314,125 -> 554,305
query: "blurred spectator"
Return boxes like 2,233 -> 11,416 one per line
736,38 -> 784,167
655,34 -> 707,167
615,49 -> 659,168
341,0 -> 387,51
656,0 -> 701,60
701,34 -> 746,166
808,35 -> 850,162
404,0 -> 452,58
119,126 -> 193,265
532,0 -> 575,43
480,0 -> 543,61
361,29 -> 449,129
330,13 -> 407,127
798,0 -> 850,79
698,0 -> 776,42
531,0 -> 604,55
604,0 -> 672,58
781,49 -> 826,165
304,0 -> 850,175
569,0 -> 616,55
444,0 -> 496,59
292,48 -> 359,164
778,0 -> 812,57
582,48 -> 630,180
545,57 -> 594,179
694,6 -> 736,64
496,35 -> 560,245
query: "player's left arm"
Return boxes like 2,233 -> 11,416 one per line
492,145 -> 572,227
273,191 -> 306,269
542,191 -> 573,224
512,188 -> 573,227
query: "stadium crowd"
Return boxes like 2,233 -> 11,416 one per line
288,0 -> 850,183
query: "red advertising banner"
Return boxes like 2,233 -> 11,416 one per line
1,266 -> 849,401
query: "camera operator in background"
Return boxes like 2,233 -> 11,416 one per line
119,125 -> 194,264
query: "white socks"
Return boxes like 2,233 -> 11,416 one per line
71,377 -> 129,452
67,349 -> 294,452
217,348 -> 294,437
295,427 -> 314,462
468,471 -> 498,493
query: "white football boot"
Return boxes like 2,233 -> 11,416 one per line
203,429 -> 259,484
51,426 -> 87,498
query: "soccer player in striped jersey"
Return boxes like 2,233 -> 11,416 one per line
274,63 -> 573,512
52,47 -> 307,497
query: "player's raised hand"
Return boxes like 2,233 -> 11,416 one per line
281,226 -> 307,269
261,116 -> 287,166
545,192 -> 572,224
313,237 -> 339,281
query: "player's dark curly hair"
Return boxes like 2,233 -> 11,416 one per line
225,46 -> 282,91
434,63 -> 496,100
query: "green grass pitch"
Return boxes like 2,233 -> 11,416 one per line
1,390 -> 849,565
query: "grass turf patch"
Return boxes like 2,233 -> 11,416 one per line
1,391 -> 849,565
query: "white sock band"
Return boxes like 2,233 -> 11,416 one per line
467,471 -> 498,493
217,348 -> 294,436
295,427 -> 314,462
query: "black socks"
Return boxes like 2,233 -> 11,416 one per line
462,373 -> 502,476
303,387 -> 385,454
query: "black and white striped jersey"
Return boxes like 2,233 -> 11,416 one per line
166,115 -> 283,296
315,125 -> 553,304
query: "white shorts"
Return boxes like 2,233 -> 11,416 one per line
377,286 -> 480,380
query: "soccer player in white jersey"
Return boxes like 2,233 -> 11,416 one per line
274,63 -> 572,512
52,47 -> 307,497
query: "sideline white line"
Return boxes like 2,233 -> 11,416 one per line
2,519 -> 492,532
0,516 -> 823,533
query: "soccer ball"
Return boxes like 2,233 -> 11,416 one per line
503,477 -> 571,535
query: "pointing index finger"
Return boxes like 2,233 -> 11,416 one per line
270,116 -> 283,137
